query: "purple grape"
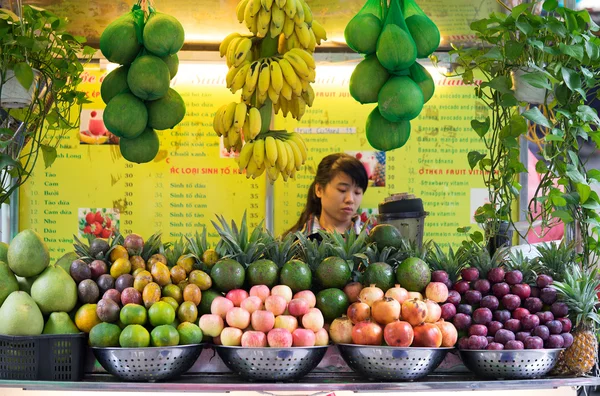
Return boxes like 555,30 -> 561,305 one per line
551,302 -> 569,318
495,329 -> 516,345
530,286 -> 541,298
516,331 -> 531,343
524,336 -> 544,349
487,267 -> 506,284
461,268 -> 480,282
473,279 -> 491,294
504,319 -> 522,333
481,295 -> 500,311
446,290 -> 461,305
467,335 -> 488,350
524,297 -> 543,314
432,270 -> 449,285
441,303 -> 457,320
454,280 -> 470,295
546,320 -> 563,335
473,308 -> 493,325
494,310 -> 511,323
545,334 -> 565,349
533,325 -> 550,341
492,282 -> 510,298
512,308 -> 530,321
486,336 -> 495,344
502,294 -> 521,311
487,321 -> 503,336
457,304 -> 473,316
536,274 -> 553,288
505,270 -> 523,285
505,340 -> 525,350
521,314 -> 540,331
511,284 -> 531,300
458,336 -> 470,350
557,317 -> 572,333
453,313 -> 472,331
469,324 -> 488,337
540,288 -> 558,305
561,333 -> 574,348
465,290 -> 483,305
535,311 -> 554,324
487,342 -> 505,350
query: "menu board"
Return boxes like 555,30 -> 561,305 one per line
20,0 -> 501,48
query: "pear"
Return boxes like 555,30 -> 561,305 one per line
31,265 -> 77,315
0,261 -> 18,306
43,312 -> 80,334
0,291 -> 44,335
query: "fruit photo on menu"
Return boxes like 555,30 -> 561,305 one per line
347,151 -> 386,187
78,208 -> 120,238
79,109 -> 119,145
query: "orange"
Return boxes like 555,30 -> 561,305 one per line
177,322 -> 203,345
119,324 -> 150,347
170,265 -> 187,284
176,255 -> 195,274
188,270 -> 212,291
74,303 -> 102,333
160,296 -> 179,312
130,256 -> 146,272
150,325 -> 179,347
148,301 -> 176,327
163,284 -> 183,304
120,303 -> 147,326
110,245 -> 128,262
110,258 -> 131,278
183,284 -> 201,306
177,301 -> 198,323
151,262 -> 171,287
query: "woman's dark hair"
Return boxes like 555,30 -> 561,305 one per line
286,153 -> 368,235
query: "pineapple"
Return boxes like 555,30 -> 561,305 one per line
264,231 -> 297,268
186,228 -> 221,271
552,264 -> 600,376
140,232 -> 163,262
536,241 -> 576,282
294,232 -> 332,274
462,244 -> 508,280
505,250 -> 544,285
73,230 -> 124,263
163,237 -> 189,269
359,244 -> 402,290
211,212 -> 268,268
426,242 -> 467,284
319,228 -> 368,264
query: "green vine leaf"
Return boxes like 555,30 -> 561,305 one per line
522,107 -> 551,128
543,0 -> 558,12
552,210 -> 573,222
40,145 -> 57,169
559,43 -> 584,61
519,72 -> 552,90
577,183 -> 592,204
561,67 -> 586,98
468,151 -> 486,169
13,62 -> 33,90
535,160 -> 548,173
566,164 -> 586,184
577,105 -> 600,126
471,118 -> 490,137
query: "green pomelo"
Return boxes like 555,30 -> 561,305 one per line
279,260 -> 312,293
350,54 -> 389,104
127,55 -> 171,101
147,88 -> 186,130
162,54 -> 180,79
409,62 -> 435,103
55,251 -> 78,275
119,127 -> 160,164
16,276 -> 36,294
0,291 -> 44,335
0,242 -> 8,263
365,106 -> 411,151
376,24 -> 417,72
101,66 -> 130,105
378,76 -> 424,122
8,229 -> 49,278
43,312 -> 80,335
395,257 -> 431,292
316,257 -> 351,290
89,322 -> 122,347
316,288 -> 349,323
405,15 -> 441,58
247,259 -> 279,288
369,224 -> 403,249
31,265 -> 77,315
344,14 -> 382,55
0,261 -> 18,306
210,259 -> 245,292
143,13 -> 185,57
103,93 -> 148,139
99,12 -> 143,65
363,262 -> 395,292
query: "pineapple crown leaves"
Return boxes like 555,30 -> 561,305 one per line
211,212 -> 268,267
72,230 -> 124,263
317,227 -> 368,262
552,264 -> 600,330
140,232 -> 163,262
396,238 -> 430,262
264,231 -> 297,268
462,244 -> 508,278
426,241 -> 467,283
186,228 -> 209,259
536,241 -> 577,282
164,237 -> 188,267
358,244 -> 401,267
505,250 -> 544,285
294,231 -> 333,272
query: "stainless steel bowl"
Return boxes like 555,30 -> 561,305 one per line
214,345 -> 328,381
92,344 -> 205,382
337,344 -> 453,381
459,349 -> 564,379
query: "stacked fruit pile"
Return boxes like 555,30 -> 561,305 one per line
345,0 -> 439,151
213,0 -> 325,182
100,3 -> 186,164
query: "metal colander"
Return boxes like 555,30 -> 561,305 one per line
459,349 -> 564,379
336,344 -> 453,381
214,345 -> 328,381
92,344 -> 204,382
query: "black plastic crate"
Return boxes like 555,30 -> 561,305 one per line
0,333 -> 86,381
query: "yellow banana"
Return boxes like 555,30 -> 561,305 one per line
307,27 -> 317,52
283,0 -> 297,19
244,0 -> 258,32
300,0 -> 312,24
286,139 -> 304,170
223,135 -> 232,152
289,48 -> 315,69
258,61 -> 271,96
279,97 -> 290,117
311,20 -> 327,44
286,32 -> 300,52
248,107 -> 262,139
278,34 -> 287,54
275,138 -> 288,172
228,126 -> 241,148
275,0 -> 287,8
296,95 -> 307,120
280,79 -> 293,100
266,167 -> 280,183
293,24 -> 311,53
307,67 -> 316,83
261,0 -> 274,10
234,137 -> 243,154
265,136 -> 278,167
268,85 -> 280,104
302,83 -> 315,106
273,100 -> 281,115
283,141 -> 295,174
226,37 -> 242,67
269,60 -> 284,94
242,83 -> 255,105
300,77 -> 309,92
257,7 -> 271,38
292,77 -> 303,96
277,58 -> 299,88
250,0 -> 262,15
236,0 -> 250,23
226,61 -> 246,88
288,132 -> 307,162
283,16 -> 295,38
246,158 -> 258,179
242,118 -> 252,142
270,5 -> 285,38
222,102 -> 238,132
253,163 -> 266,179
245,60 -> 262,94
285,51 -> 310,79
213,105 -> 226,136
256,90 -> 268,107
230,62 -> 251,93
234,38 -> 253,67
220,33 -> 241,58
234,102 -> 248,129
293,0 -> 305,25
253,138 -> 266,168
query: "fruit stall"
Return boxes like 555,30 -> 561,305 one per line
1,0 -> 600,395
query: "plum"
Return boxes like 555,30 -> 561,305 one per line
495,329 -> 516,345
511,284 -> 531,300
536,274 -> 553,288
465,290 -> 482,305
540,287 -> 558,305
458,336 -> 470,350
469,324 -> 488,337
523,297 -> 543,314
505,270 -> 523,285
487,342 -> 505,350
492,282 -> 510,298
458,304 -> 473,316
103,289 -> 121,305
70,260 -> 92,283
546,320 -> 563,335
486,336 -> 495,344
505,340 -> 525,350
467,335 -> 488,350
535,311 -> 554,324
431,270 -> 450,285
502,294 -> 521,311
473,308 -> 493,325
487,267 -> 506,284
545,334 -> 565,349
461,268 -> 480,282
533,325 -> 550,341
504,319 -> 522,333
551,302 -> 569,318
89,260 -> 108,280
530,286 -> 541,298
561,333 -> 574,348
524,336 -> 544,349
512,308 -> 530,321
487,321 -> 503,336
441,303 -> 457,320
481,295 -> 500,311
453,313 -> 472,331
97,274 -> 115,294
115,274 -> 134,292
521,314 -> 540,331
447,290 -> 461,305
454,280 -> 470,295
494,310 -> 511,323
516,331 -> 531,343
473,279 -> 491,294
557,317 -> 572,333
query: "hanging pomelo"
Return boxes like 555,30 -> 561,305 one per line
119,127 -> 160,164
127,55 -> 171,101
366,107 -> 411,152
161,54 -> 179,79
376,0 -> 417,73
146,88 -> 186,130
143,12 -> 185,57
101,66 -> 130,105
409,62 -> 435,103
99,9 -> 144,65
349,54 -> 390,104
344,0 -> 383,55
403,0 -> 440,58
103,93 -> 148,139
378,76 -> 424,122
